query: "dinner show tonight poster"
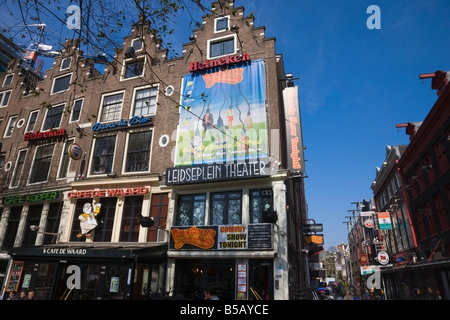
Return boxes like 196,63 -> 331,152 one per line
174,59 -> 267,166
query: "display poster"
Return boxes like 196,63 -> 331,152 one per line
174,59 -> 267,166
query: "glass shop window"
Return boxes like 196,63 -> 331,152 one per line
210,191 -> 242,225
176,194 -> 206,226
250,189 -> 273,224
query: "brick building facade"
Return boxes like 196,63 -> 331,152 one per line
0,0 -> 309,300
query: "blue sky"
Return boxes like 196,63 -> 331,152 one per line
1,0 -> 449,249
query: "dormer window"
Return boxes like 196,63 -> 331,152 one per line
60,57 -> 72,70
215,16 -> 229,32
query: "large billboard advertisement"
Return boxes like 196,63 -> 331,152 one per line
174,59 -> 267,166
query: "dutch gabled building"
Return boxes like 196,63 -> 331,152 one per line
0,0 -> 309,300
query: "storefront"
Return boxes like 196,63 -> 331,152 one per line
4,243 -> 167,300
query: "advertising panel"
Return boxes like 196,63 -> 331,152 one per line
169,224 -> 272,251
174,59 -> 267,166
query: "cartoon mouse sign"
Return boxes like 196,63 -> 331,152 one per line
77,202 -> 101,238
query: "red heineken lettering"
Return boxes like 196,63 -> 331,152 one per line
190,53 -> 250,72
24,129 -> 66,141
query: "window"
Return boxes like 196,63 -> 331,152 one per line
70,98 -> 83,122
42,104 -> 64,130
0,90 -> 11,107
434,193 -> 450,232
51,74 -> 72,94
415,165 -> 426,192
434,139 -> 449,173
3,74 -> 13,86
4,115 -> 17,137
424,201 -> 438,236
148,193 -> 169,242
120,196 -> 143,242
0,153 -> 5,172
176,194 -> 206,226
132,87 -> 157,116
58,138 -> 75,178
60,57 -> 72,70
100,93 -> 123,122
132,38 -> 143,51
1,206 -> 22,250
91,135 -> 116,175
29,144 -> 55,183
423,152 -> 437,183
22,204 -> 43,247
215,17 -> 229,32
11,149 -> 27,187
26,110 -> 39,132
125,131 -> 152,172
93,197 -> 117,242
43,202 -> 63,245
124,58 -> 144,79
210,191 -> 242,225
209,36 -> 235,58
250,189 -> 273,224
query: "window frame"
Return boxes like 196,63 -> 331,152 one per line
41,103 -> 65,131
207,34 -> 236,59
0,90 -> 12,107
51,73 -> 72,95
60,57 -> 72,71
57,138 -> 75,179
214,15 -> 230,33
119,195 -> 144,242
175,194 -> 207,226
98,91 -> 125,123
209,190 -> 242,225
132,38 -> 143,52
3,74 -> 13,87
3,115 -> 18,138
26,110 -> 40,132
130,85 -> 159,117
27,143 -> 56,185
69,98 -> 84,122
121,56 -> 146,81
10,149 -> 27,188
123,129 -> 153,174
89,134 -> 117,177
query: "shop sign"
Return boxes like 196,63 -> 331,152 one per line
304,234 -> 324,245
1,191 -> 61,205
303,223 -> 323,233
68,143 -> 82,160
166,159 -> 269,185
377,251 -> 390,265
169,223 -> 272,251
360,254 -> 368,265
282,86 -> 305,173
91,115 -> 153,132
23,128 -> 66,141
67,187 -> 149,199
364,219 -> 374,228
393,252 -> 409,266
189,53 -> 250,73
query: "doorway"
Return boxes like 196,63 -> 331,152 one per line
174,259 -> 235,300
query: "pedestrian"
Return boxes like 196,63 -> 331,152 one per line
354,283 -> 362,300
17,290 -> 27,300
204,286 -> 219,300
27,290 -> 37,300
6,291 -> 17,300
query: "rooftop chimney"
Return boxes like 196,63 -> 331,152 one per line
419,70 -> 449,96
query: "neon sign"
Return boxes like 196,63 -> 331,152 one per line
91,115 -> 152,132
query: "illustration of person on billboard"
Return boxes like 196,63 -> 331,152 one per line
77,202 -> 101,238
